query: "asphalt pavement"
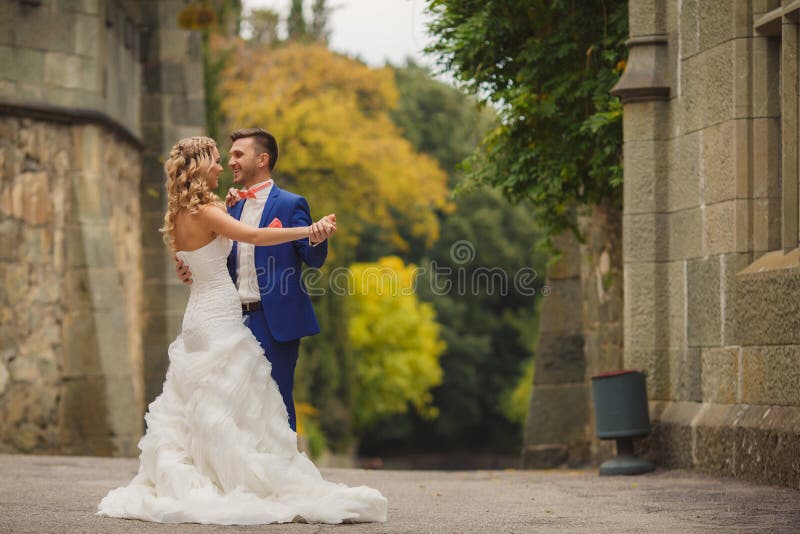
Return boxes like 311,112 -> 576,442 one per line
1,454 -> 798,533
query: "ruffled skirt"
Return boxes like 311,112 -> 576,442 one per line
97,324 -> 387,525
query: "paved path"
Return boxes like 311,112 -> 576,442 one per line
1,454 -> 798,533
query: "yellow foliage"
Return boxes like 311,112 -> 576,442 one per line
177,3 -> 216,30
220,42 -> 450,256
346,257 -> 445,428
294,401 -> 318,436
294,401 -> 327,459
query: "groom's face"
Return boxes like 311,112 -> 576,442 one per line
229,137 -> 264,186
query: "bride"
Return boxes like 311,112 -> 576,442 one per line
96,136 -> 387,525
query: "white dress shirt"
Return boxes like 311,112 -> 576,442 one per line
236,179 -> 273,303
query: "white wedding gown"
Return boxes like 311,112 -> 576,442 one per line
97,235 -> 387,525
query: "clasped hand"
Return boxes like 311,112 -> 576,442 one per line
309,213 -> 336,244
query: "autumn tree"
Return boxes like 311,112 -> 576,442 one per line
390,61 -> 494,182
360,189 -> 546,455
347,257 -> 445,429
287,0 -> 307,40
220,42 -> 450,261
247,9 -> 280,45
309,0 -> 331,43
356,64 -> 546,457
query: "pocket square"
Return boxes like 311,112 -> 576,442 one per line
268,217 -> 282,228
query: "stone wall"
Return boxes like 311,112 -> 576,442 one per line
0,0 -> 204,455
0,0 -> 143,136
617,0 -> 800,488
138,0 -> 205,405
579,204 -> 624,463
522,231 -> 589,467
0,116 -> 143,455
522,204 -> 624,468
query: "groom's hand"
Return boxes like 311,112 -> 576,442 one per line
174,255 -> 193,285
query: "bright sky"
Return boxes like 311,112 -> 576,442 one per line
242,0 -> 436,68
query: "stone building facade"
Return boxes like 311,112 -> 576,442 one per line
615,0 -> 800,488
525,0 -> 800,489
614,0 -> 800,488
0,0 -> 204,455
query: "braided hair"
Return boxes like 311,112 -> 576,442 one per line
159,136 -> 223,249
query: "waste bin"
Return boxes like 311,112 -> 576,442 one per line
591,370 -> 656,476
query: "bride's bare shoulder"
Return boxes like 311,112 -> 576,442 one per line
173,205 -> 226,233
195,204 -> 227,219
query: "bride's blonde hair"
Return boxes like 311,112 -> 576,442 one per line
160,136 -> 223,249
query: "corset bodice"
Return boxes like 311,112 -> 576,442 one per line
175,236 -> 241,340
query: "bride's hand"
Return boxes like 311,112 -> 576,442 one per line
225,187 -> 239,207
173,255 -> 193,285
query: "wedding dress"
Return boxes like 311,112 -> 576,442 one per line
97,235 -> 387,525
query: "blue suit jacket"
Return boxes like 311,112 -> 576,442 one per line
227,185 -> 328,342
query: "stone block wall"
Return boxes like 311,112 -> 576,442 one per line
618,0 -> 800,488
522,204 -> 624,468
0,0 -> 204,455
579,205 -> 624,463
137,0 -> 205,405
0,0 -> 142,136
522,231 -> 590,467
0,116 -> 143,455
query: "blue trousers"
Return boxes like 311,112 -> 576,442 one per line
243,310 -> 300,432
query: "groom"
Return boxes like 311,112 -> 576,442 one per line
175,127 -> 335,431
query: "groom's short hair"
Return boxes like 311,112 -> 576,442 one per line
231,128 -> 279,171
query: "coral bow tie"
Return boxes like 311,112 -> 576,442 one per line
237,180 -> 272,200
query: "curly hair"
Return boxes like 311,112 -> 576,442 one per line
159,136 -> 222,249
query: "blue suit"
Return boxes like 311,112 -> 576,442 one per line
227,185 -> 328,431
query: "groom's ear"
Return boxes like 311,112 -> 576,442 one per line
258,152 -> 270,168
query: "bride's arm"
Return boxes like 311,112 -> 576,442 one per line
196,205 -> 314,246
